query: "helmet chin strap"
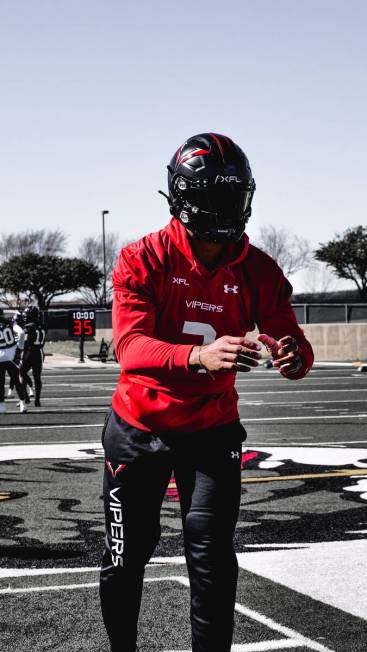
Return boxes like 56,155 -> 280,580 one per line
158,190 -> 169,201
158,190 -> 182,218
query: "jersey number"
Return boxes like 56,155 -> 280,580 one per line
182,321 -> 216,374
34,329 -> 46,346
0,327 -> 15,348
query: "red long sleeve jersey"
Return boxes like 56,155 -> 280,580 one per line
112,218 -> 314,433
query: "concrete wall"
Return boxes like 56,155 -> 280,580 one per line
302,323 -> 367,361
240,324 -> 367,362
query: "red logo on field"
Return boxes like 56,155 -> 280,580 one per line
241,451 -> 259,469
105,460 -> 126,478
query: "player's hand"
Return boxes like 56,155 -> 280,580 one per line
189,336 -> 262,374
257,334 -> 303,375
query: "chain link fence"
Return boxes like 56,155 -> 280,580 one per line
293,304 -> 367,324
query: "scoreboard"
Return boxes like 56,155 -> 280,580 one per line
68,310 -> 96,337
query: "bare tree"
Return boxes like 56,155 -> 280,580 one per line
78,234 -> 130,305
301,261 -> 338,297
0,229 -> 67,263
254,225 -> 312,277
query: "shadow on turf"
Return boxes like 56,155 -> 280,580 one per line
0,545 -> 82,560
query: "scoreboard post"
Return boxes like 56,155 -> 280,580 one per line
68,309 -> 96,363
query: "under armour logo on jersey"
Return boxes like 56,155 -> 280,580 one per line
105,460 -> 126,478
224,284 -> 239,294
231,451 -> 240,459
173,277 -> 189,286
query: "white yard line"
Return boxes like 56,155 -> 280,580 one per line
0,442 -> 103,461
0,439 -> 100,446
260,440 -> 367,446
241,414 -> 367,422
165,642 -> 304,651
0,574 -> 333,651
9,396 -> 111,402
236,376 -> 364,383
31,383 -> 116,388
233,604 -> 333,652
239,399 -> 367,405
0,558 -> 188,579
7,408 -> 108,413
237,389 -> 366,395
0,567 -> 99,579
42,374 -> 119,379
0,582 -> 99,594
0,557 -> 189,580
0,424 -> 104,431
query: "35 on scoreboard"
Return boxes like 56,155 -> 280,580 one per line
68,310 -> 96,337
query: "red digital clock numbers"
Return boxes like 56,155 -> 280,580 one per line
68,310 -> 96,338
72,319 -> 93,336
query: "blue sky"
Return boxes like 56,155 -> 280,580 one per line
1,0 -> 366,291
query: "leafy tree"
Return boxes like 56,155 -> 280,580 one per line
314,226 -> 367,300
0,229 -> 67,262
78,234 -> 130,305
0,253 -> 103,310
255,225 -> 312,277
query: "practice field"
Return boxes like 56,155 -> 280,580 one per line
0,365 -> 367,651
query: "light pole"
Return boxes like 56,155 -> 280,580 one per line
102,210 -> 109,307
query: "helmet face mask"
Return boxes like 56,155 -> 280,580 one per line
24,306 -> 40,323
171,174 -> 255,243
164,133 -> 256,243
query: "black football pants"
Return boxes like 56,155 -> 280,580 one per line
20,349 -> 43,402
100,408 -> 245,652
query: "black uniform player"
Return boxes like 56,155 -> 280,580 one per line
20,306 -> 46,407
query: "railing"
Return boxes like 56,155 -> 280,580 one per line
6,305 -> 367,328
292,304 -> 367,324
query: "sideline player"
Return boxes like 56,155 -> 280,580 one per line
99,133 -> 314,652
20,306 -> 46,407
7,311 -> 34,400
0,309 -> 27,413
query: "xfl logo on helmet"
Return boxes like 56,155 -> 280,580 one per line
215,175 -> 242,184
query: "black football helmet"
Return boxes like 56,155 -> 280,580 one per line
161,133 -> 256,243
24,306 -> 40,324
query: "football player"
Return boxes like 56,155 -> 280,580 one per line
99,133 -> 314,652
7,310 -> 34,400
0,309 -> 27,413
20,306 -> 46,407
